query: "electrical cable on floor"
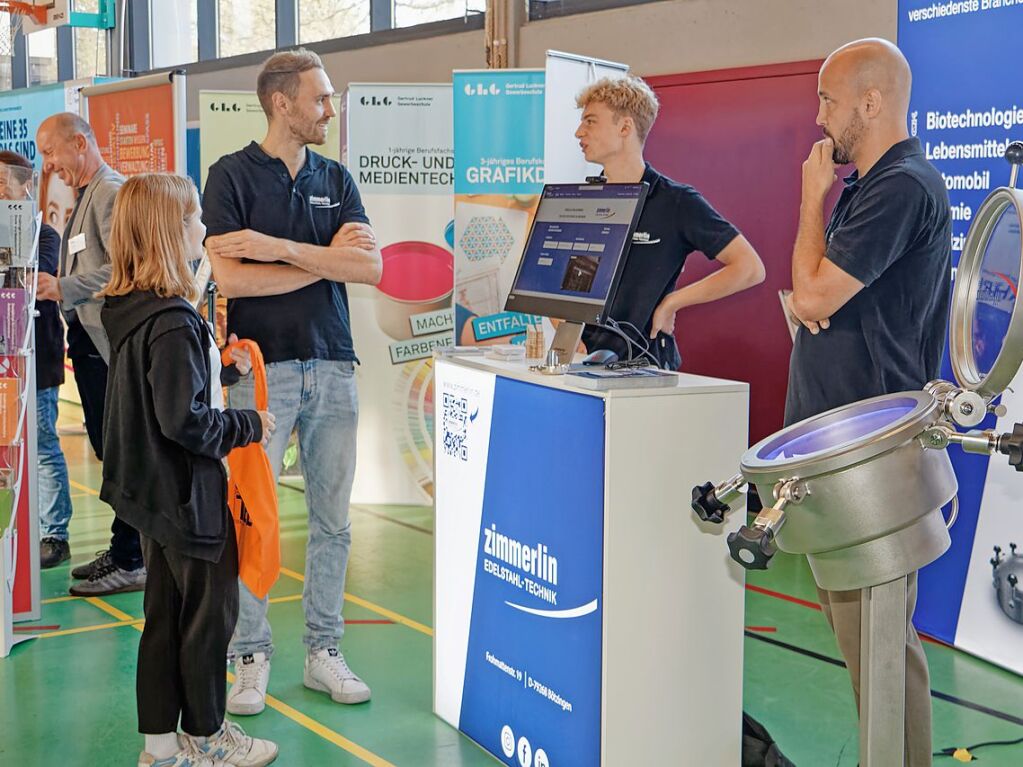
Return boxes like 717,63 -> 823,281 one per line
934,734 -> 1023,761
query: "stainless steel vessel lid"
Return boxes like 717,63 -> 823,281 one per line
950,187 -> 1023,401
741,391 -> 940,479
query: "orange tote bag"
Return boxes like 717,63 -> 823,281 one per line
221,340 -> 280,599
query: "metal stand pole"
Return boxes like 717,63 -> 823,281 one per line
860,575 -> 908,767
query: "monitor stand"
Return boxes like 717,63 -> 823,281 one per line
533,321 -> 584,375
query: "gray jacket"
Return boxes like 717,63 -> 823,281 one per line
59,163 -> 125,362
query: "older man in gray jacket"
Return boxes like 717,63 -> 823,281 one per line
36,112 -> 146,596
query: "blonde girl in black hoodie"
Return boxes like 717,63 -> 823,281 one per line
99,173 -> 278,767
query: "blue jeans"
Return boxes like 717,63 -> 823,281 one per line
37,386 -> 73,540
228,359 -> 358,657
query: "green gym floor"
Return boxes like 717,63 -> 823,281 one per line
2,405 -> 1023,766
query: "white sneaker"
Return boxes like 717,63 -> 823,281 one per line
138,740 -> 229,767
303,648 -> 371,704
186,721 -> 278,767
227,653 -> 271,716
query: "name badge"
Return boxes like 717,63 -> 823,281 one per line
68,233 -> 86,254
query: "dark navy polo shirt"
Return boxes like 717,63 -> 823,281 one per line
581,163 -> 740,368
201,141 -> 370,364
784,137 -> 952,426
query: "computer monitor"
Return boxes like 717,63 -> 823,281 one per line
504,182 -> 648,324
504,182 -> 648,366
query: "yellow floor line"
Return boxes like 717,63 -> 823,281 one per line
41,595 -> 78,605
43,490 -> 405,765
113,615 -> 396,766
38,618 -> 144,639
69,479 -> 100,497
36,596 -> 304,640
85,596 -> 136,623
225,671 -> 398,767
279,567 -> 433,638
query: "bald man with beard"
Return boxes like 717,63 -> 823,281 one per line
783,39 -> 951,766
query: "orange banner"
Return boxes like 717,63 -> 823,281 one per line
87,83 -> 176,176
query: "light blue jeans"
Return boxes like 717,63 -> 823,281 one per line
37,386 -> 73,541
228,359 -> 358,657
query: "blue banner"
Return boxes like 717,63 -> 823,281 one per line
0,83 -> 70,168
459,376 -> 604,767
453,70 -> 545,196
899,0 -> 1023,648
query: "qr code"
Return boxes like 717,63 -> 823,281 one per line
442,392 -> 469,461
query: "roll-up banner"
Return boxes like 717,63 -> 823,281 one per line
543,51 -> 629,185
199,91 -> 343,190
81,72 -> 187,177
900,0 -> 1023,676
0,79 -> 112,236
452,70 -> 546,348
345,83 -> 454,503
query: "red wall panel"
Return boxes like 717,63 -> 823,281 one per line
645,61 -> 836,444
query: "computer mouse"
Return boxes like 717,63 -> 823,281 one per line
581,349 -> 619,366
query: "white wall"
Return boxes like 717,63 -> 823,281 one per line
519,0 -> 897,75
183,0 -> 896,120
185,28 -> 486,118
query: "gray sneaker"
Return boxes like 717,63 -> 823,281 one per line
69,560 -> 146,596
71,549 -> 113,580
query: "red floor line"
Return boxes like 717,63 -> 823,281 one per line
745,583 -> 948,647
744,626 -> 777,633
745,583 -> 822,611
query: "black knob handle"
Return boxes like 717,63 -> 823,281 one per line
727,524 -> 777,570
997,423 -> 1023,471
691,482 -> 730,524
1006,142 -> 1023,166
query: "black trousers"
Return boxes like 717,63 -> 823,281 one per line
67,318 -> 144,570
137,526 -> 239,737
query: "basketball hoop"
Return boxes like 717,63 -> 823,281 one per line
0,0 -> 61,54
0,2 -> 48,56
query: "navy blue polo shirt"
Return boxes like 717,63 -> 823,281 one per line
784,138 -> 952,426
201,141 -> 370,363
581,164 -> 740,368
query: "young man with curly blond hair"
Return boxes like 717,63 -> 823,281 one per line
574,75 -> 765,366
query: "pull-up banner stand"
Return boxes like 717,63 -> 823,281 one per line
81,71 -> 187,177
543,51 -> 629,185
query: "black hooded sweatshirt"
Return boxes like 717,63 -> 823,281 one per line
100,290 -> 262,563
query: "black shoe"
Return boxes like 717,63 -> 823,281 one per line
71,549 -> 112,580
39,537 -> 71,569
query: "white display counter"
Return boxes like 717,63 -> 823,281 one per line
433,355 -> 748,766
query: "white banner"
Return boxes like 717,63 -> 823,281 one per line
345,84 -> 454,504
543,51 -> 628,185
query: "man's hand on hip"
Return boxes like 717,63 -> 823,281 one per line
802,138 -> 838,205
206,230 -> 284,262
37,273 -> 62,302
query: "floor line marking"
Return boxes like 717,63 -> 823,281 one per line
745,630 -> 1023,728
69,479 -> 100,497
41,596 -> 78,605
34,593 -> 391,641
278,481 -> 434,536
98,617 -> 397,766
85,596 -> 136,623
746,582 -> 946,646
279,566 -> 433,637
225,670 -> 398,767
63,478 -> 435,639
37,618 -> 144,639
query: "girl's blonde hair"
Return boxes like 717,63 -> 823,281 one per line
100,173 -> 200,303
